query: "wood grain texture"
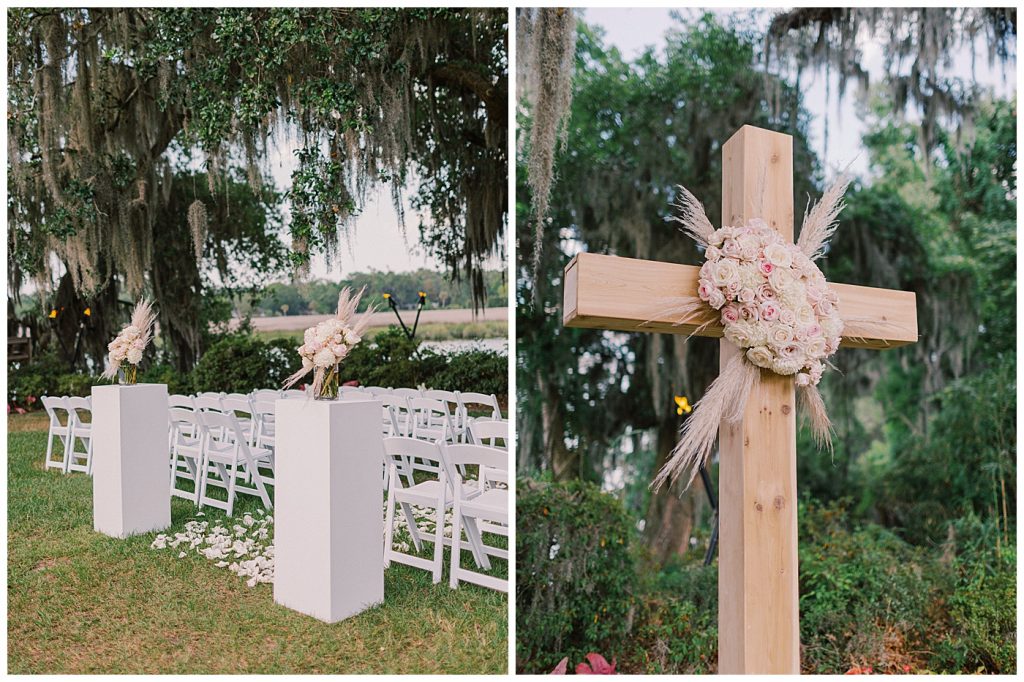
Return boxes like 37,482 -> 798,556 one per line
562,253 -> 918,349
718,126 -> 799,674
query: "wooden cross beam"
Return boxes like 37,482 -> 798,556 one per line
562,125 -> 918,674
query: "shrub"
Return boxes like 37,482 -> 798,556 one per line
338,327 -> 507,395
930,545 -> 1016,674
516,479 -> 636,673
798,500 -> 942,674
191,334 -> 301,393
8,351 -> 96,408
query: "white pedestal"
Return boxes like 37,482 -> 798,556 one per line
274,398 -> 385,623
91,383 -> 171,538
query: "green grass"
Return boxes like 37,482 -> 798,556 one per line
7,422 -> 507,674
256,320 -> 508,344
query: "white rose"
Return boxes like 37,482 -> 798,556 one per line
805,337 -> 827,358
769,324 -> 795,347
126,348 -> 143,364
724,320 -> 755,348
795,372 -> 811,387
763,243 -> 793,268
705,245 -> 722,262
711,259 -> 739,287
707,289 -> 726,310
745,345 -> 774,368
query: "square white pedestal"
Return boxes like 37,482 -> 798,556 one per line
274,398 -> 385,623
92,383 -> 171,538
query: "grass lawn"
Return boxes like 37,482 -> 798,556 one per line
7,416 -> 508,674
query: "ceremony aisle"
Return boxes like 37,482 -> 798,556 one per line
7,420 -> 507,674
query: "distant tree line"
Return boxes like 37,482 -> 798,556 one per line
239,269 -> 507,316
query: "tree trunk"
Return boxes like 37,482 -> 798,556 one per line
642,410 -> 705,566
539,369 -> 578,481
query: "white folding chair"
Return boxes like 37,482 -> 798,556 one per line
41,396 -> 74,473
409,397 -> 457,447
365,386 -> 391,396
169,407 -> 206,503
380,395 -> 412,437
221,396 -> 256,446
250,399 -> 276,451
197,411 -> 273,516
423,390 -> 466,441
65,396 -> 94,475
459,392 -> 502,423
339,389 -> 373,400
169,394 -> 196,410
382,437 -> 484,583
193,395 -> 225,413
282,389 -> 306,399
196,391 -> 225,400
467,418 -> 509,449
441,442 -> 509,592
391,387 -> 422,400
251,389 -> 280,402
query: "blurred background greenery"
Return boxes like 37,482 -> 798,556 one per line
515,9 -> 1015,674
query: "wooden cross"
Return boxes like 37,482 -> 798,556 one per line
562,125 -> 918,674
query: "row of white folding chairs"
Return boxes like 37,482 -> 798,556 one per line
383,436 -> 508,592
168,407 -> 274,517
168,393 -> 277,452
40,395 -> 94,475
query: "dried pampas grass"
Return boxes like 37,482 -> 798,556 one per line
670,185 -> 716,248
797,172 -> 852,260
651,353 -> 760,491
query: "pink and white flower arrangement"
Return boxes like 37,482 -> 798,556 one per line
101,298 -> 157,384
654,175 -> 855,490
282,286 -> 373,398
696,218 -> 844,387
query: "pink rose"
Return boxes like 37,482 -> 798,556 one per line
721,304 -> 740,324
726,280 -> 741,296
697,279 -> 714,301
738,287 -> 756,304
707,289 -> 727,310
758,260 -> 774,276
757,284 -> 776,300
705,245 -> 722,262
739,304 -> 760,322
721,239 -> 742,258
759,301 -> 780,322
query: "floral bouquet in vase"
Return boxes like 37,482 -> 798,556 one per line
283,286 -> 373,400
101,298 -> 157,385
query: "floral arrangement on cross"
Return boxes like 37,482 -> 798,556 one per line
653,175 -> 854,490
283,286 -> 374,399
101,298 -> 157,385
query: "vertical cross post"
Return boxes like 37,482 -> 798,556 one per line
718,126 -> 800,673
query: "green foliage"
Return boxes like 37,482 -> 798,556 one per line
799,501 -> 940,673
516,479 -> 637,673
8,351 -> 94,408
931,546 -> 1017,673
339,327 -> 507,395
621,564 -> 718,673
190,334 -> 303,394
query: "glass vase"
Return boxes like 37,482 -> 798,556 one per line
118,364 -> 138,386
316,363 -> 340,400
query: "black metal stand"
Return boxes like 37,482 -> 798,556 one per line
699,463 -> 719,566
